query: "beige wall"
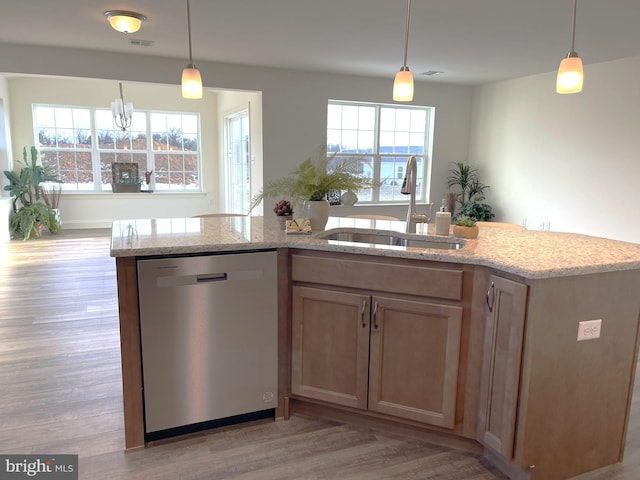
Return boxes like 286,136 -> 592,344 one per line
469,55 -> 640,243
0,42 -> 474,228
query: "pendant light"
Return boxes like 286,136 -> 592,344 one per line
111,82 -> 133,131
393,0 -> 414,102
182,0 -> 203,99
104,10 -> 146,34
556,0 -> 583,94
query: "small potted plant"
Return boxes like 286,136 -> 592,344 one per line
274,199 -> 294,229
453,215 -> 479,239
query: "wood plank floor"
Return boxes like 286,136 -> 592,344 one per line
0,229 -> 637,479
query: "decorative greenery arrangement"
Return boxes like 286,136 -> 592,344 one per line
453,215 -> 479,239
111,175 -> 142,193
3,146 -> 62,240
10,202 -> 62,241
250,147 -> 377,211
455,195 -> 495,222
3,146 -> 61,211
115,177 -> 143,185
454,215 -> 477,227
446,162 -> 494,221
273,199 -> 294,216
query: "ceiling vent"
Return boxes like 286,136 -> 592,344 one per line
128,39 -> 154,47
420,70 -> 444,76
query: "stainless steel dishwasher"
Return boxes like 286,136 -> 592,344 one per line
137,250 -> 278,441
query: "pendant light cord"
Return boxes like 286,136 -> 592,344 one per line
402,0 -> 412,67
186,0 -> 194,65
569,0 -> 577,53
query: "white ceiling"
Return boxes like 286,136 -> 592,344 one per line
2,0 -> 640,86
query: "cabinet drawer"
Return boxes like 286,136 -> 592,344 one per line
291,253 -> 463,301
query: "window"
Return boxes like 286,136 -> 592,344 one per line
327,100 -> 433,204
34,105 -> 201,192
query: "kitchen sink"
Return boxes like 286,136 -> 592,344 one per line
315,229 -> 465,250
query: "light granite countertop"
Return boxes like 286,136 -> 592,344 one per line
110,216 -> 640,279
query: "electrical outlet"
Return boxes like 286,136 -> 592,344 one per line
521,217 -> 527,227
544,221 -> 550,231
577,319 -> 602,341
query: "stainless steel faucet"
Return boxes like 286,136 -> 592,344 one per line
401,156 -> 429,233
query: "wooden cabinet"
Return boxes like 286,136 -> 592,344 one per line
477,269 -> 640,480
291,286 -> 370,409
290,252 -> 464,429
368,296 -> 462,428
477,274 -> 528,459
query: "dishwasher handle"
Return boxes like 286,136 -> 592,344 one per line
196,272 -> 228,283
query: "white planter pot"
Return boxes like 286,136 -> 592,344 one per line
304,199 -> 330,231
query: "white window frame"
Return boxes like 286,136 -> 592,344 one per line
33,104 -> 202,193
327,100 -> 434,205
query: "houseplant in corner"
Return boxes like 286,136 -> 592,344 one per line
250,147 -> 376,230
452,215 -> 479,239
3,146 -> 62,240
446,162 -> 494,221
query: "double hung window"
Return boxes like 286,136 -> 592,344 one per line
327,100 -> 434,204
34,105 -> 201,192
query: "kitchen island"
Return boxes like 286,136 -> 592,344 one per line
111,216 -> 640,480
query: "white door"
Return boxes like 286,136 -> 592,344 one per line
225,111 -> 250,213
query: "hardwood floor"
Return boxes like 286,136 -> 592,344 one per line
0,229 -> 637,479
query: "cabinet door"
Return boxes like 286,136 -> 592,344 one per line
291,286 -> 370,409
368,296 -> 463,428
478,274 -> 527,458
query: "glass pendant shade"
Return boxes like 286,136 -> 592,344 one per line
104,11 -> 146,34
556,54 -> 583,94
182,66 -> 203,99
556,0 -> 583,94
393,68 -> 414,102
182,0 -> 203,100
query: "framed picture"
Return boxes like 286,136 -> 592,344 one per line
112,162 -> 139,184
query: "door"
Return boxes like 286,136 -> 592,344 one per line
291,286 -> 370,409
368,296 -> 463,428
225,110 -> 250,213
478,274 -> 528,458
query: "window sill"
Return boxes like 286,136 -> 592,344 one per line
63,191 -> 207,198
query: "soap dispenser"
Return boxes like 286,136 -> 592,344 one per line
435,198 -> 451,236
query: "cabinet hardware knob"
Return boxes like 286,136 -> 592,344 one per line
486,281 -> 495,312
360,300 -> 367,328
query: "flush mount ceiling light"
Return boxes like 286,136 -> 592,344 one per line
104,10 -> 147,34
181,0 -> 203,99
393,0 -> 414,102
556,0 -> 583,94
111,82 -> 133,131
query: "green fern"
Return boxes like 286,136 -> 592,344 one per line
250,147 -> 377,211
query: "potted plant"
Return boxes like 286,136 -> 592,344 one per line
10,202 -> 62,241
446,162 -> 494,221
273,199 -> 294,229
3,146 -> 62,240
250,147 -> 377,230
454,194 -> 495,222
452,215 -> 479,239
